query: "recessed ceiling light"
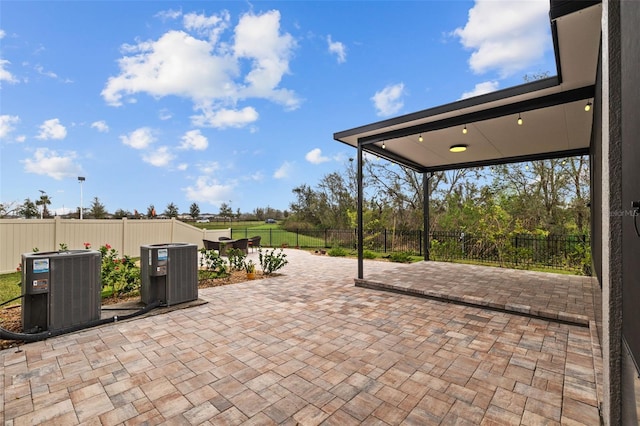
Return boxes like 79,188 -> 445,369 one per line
449,144 -> 467,153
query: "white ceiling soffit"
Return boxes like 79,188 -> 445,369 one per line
333,2 -> 602,172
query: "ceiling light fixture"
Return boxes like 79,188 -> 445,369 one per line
418,134 -> 423,143
585,100 -> 592,111
449,144 -> 467,153
517,114 -> 523,125
382,141 -> 386,149
462,125 -> 468,135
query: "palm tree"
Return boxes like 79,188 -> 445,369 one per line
35,191 -> 52,219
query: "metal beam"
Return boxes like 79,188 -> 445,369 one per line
358,85 -> 595,145
357,140 -> 364,279
423,147 -> 590,173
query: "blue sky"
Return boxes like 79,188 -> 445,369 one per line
0,0 -> 555,216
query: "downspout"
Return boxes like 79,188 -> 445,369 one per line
357,140 -> 364,279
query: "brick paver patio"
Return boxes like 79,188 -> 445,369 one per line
356,261 -> 598,326
0,250 -> 602,425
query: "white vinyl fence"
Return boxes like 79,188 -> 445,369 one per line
0,218 -> 230,274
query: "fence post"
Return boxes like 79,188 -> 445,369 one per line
325,229 -> 328,248
418,230 -> 422,256
269,228 -> 272,247
296,230 -> 299,248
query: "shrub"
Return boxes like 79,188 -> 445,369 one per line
328,247 -> 348,257
199,248 -> 229,279
389,251 -> 413,263
226,248 -> 246,271
99,244 -> 140,296
362,250 -> 377,259
258,248 -> 288,275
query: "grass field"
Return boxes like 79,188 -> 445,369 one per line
231,226 -> 326,248
0,272 -> 21,308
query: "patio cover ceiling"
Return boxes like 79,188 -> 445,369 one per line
334,1 -> 602,173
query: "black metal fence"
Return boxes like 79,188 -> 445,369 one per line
429,231 -> 591,274
231,228 -> 591,274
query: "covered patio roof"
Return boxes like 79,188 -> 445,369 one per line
334,1 -> 601,172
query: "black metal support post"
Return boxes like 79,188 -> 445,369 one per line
423,172 -> 431,261
357,141 -> 364,279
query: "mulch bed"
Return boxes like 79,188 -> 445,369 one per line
0,270 -> 273,351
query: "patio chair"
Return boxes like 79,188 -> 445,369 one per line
248,236 -> 261,252
219,236 -> 232,241
231,238 -> 249,254
202,239 -> 220,251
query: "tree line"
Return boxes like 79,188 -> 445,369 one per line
285,155 -> 590,237
1,154 -> 589,238
1,193 -> 288,222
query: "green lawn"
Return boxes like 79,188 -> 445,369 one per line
231,226 -> 326,248
0,272 -> 22,308
192,220 -> 266,230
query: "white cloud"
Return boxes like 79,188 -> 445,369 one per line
159,109 -> 172,120
155,8 -> 183,21
248,171 -> 264,181
0,31 -> 18,84
179,129 -> 208,150
23,148 -> 82,180
91,120 -> 109,133
0,115 -> 20,139
183,175 -> 235,204
327,35 -> 347,63
371,83 -> 405,117
191,106 -> 259,128
35,64 -> 57,79
120,127 -> 156,149
177,163 -> 188,171
142,146 -> 174,167
460,80 -> 500,99
102,10 -> 300,128
453,0 -> 550,77
36,118 -> 67,140
183,11 -> 230,42
233,11 -> 299,106
273,161 -> 293,179
305,148 -> 330,164
102,30 -> 237,106
196,161 -> 221,175
0,59 -> 19,84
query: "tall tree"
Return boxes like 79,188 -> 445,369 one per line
289,184 -> 324,227
164,202 -> 179,218
219,202 -> 233,222
35,192 -> 52,218
189,202 -> 200,219
316,171 -> 355,229
18,198 -> 39,219
567,156 -> 590,233
89,197 -> 108,218
147,204 -> 156,218
113,208 -> 131,218
0,201 -> 18,218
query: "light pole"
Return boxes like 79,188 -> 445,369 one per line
78,176 -> 85,219
38,189 -> 45,219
